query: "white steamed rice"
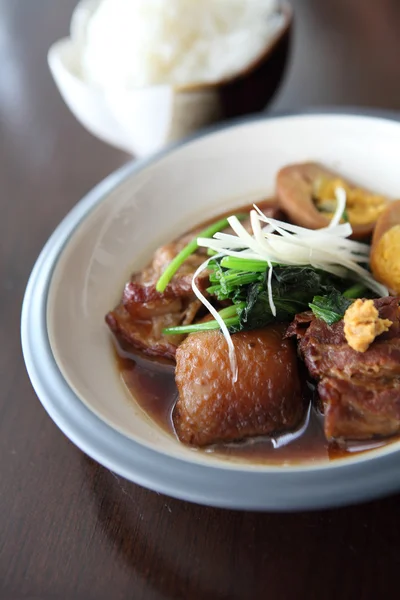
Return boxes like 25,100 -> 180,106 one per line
75,0 -> 282,89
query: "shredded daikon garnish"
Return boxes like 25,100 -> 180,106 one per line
193,198 -> 388,382
198,204 -> 388,298
191,255 -> 238,382
329,186 -> 347,228
267,262 -> 276,317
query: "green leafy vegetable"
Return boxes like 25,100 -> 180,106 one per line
309,283 -> 368,325
207,258 -> 264,301
160,219 -> 376,338
235,267 -> 348,331
309,290 -> 353,325
164,265 -> 365,336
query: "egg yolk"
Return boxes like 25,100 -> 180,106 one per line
313,177 -> 387,226
371,224 -> 400,294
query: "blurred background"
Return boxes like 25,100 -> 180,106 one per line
2,0 -> 400,179
3,0 -> 400,283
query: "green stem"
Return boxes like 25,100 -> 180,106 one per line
155,214 -> 247,293
217,302 -> 245,318
211,271 -> 262,287
163,316 -> 240,335
342,208 -> 349,223
206,284 -> 222,295
343,283 -> 366,298
163,302 -> 245,336
219,256 -> 269,272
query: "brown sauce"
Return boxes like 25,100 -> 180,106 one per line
114,342 -> 391,465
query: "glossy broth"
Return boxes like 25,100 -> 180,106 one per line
115,344 -> 389,465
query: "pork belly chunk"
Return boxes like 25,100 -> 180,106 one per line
105,235 -> 207,359
173,325 -> 304,446
319,377 -> 400,440
286,297 -> 400,441
105,201 -> 283,360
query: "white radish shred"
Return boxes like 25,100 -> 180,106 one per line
253,204 -> 353,238
329,186 -> 347,228
250,209 -> 274,257
198,205 -> 388,298
267,263 -> 276,317
227,215 -> 264,256
191,255 -> 238,383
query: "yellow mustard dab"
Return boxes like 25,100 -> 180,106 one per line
343,299 -> 392,353
314,177 -> 387,226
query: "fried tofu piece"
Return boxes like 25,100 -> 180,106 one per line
173,325 -> 304,446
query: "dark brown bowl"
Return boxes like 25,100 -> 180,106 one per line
177,1 -> 293,119
49,1 -> 293,154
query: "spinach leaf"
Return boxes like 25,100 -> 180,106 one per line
234,266 -> 348,332
309,289 -> 353,325
164,262 -> 368,336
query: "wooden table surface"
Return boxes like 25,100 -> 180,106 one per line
2,1 -> 400,598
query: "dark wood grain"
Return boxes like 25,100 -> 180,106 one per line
2,1 -> 400,599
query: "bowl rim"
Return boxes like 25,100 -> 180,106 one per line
21,109 -> 400,510
48,0 -> 292,94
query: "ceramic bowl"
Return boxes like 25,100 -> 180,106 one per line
22,112 -> 400,510
47,0 -> 292,157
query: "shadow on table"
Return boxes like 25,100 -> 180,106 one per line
82,454 -> 400,600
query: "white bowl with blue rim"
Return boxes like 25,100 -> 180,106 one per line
21,111 -> 400,510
